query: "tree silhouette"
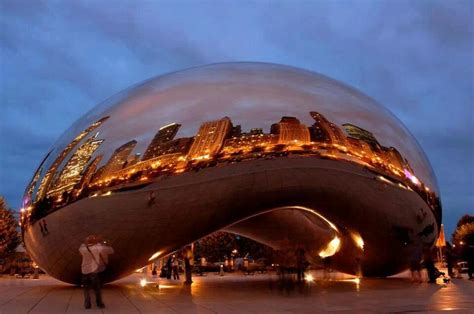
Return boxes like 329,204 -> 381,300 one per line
0,196 -> 21,259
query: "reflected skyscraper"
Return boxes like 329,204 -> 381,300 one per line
24,151 -> 51,204
143,123 -> 181,160
187,117 -> 232,160
72,155 -> 103,198
35,116 -> 109,200
48,134 -> 104,198
342,123 -> 381,150
309,112 -> 347,147
100,140 -> 137,179
271,117 -> 310,145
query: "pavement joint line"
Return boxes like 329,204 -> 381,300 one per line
26,286 -> 54,314
0,286 -> 37,308
117,285 -> 142,313
63,285 -> 75,313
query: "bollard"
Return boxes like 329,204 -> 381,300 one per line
219,264 -> 224,276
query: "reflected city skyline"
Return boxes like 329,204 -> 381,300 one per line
20,110 -> 440,229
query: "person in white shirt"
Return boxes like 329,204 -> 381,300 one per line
79,235 -> 114,309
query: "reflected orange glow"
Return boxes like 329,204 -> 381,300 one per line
350,232 -> 364,250
319,236 -> 341,258
148,250 -> 162,261
22,108 -> 440,229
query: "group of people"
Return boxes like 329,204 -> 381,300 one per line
163,254 -> 181,280
78,236 -> 194,310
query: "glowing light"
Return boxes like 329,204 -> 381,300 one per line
103,191 -> 112,196
159,123 -> 178,130
304,274 -> 314,282
404,169 -> 420,186
20,208 -> 25,213
140,278 -> 147,287
148,251 -> 162,261
350,232 -> 364,250
319,236 -> 341,258
377,175 -> 393,185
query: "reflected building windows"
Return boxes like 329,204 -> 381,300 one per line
143,123 -> 181,160
271,117 -> 310,145
187,117 -> 232,160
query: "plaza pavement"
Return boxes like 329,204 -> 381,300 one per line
0,270 -> 473,313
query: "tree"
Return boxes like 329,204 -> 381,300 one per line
0,196 -> 21,259
452,214 -> 474,247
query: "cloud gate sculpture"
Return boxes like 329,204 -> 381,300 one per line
21,62 -> 441,284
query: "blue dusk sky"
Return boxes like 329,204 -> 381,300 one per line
0,0 -> 472,237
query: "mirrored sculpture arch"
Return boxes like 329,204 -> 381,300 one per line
21,62 -> 441,284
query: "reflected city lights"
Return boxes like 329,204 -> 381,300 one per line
350,232 -> 364,250
319,236 -> 341,258
20,108 -> 440,229
148,250 -> 163,261
304,273 -> 315,282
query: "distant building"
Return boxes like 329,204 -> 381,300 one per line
271,117 -> 310,145
249,128 -> 263,135
230,125 -> 242,138
187,117 -> 232,160
142,123 -> 181,160
101,140 -> 137,179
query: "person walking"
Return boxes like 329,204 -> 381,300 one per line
79,235 -> 114,309
171,255 -> 180,280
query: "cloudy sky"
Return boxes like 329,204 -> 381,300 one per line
1,0 -> 472,236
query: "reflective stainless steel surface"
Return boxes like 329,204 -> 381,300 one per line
21,62 -> 441,284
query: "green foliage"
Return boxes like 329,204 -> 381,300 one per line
0,196 -> 21,259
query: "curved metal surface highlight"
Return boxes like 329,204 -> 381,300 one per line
20,62 -> 441,284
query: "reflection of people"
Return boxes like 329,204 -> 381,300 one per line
79,235 -> 114,309
184,246 -> 194,284
39,221 -> 45,236
423,246 -> 441,283
166,257 -> 172,279
42,219 -> 49,235
171,255 -> 180,280
410,241 -> 422,283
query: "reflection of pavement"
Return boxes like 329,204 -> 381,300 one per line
1,272 -> 473,313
